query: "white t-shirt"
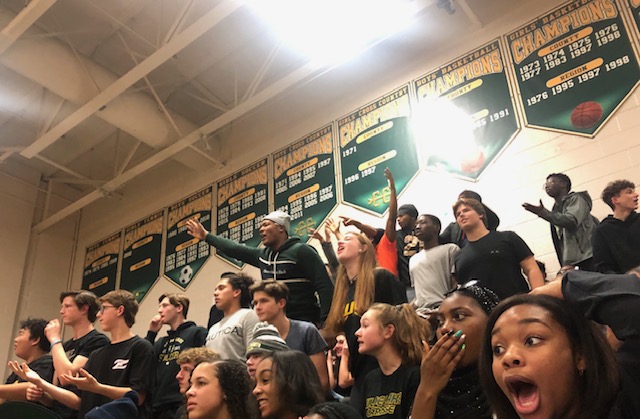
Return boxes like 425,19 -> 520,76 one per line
409,243 -> 459,308
205,308 -> 259,361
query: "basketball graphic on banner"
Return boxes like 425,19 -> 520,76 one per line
570,101 -> 603,129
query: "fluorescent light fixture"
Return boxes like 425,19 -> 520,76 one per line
244,0 -> 416,65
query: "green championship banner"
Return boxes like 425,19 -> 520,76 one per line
215,158 -> 269,268
164,187 -> 212,289
337,85 -> 419,215
506,0 -> 640,137
121,210 -> 164,302
414,39 -> 519,179
82,232 -> 121,298
626,0 -> 640,35
273,125 -> 337,241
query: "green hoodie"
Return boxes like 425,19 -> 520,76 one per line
205,234 -> 334,324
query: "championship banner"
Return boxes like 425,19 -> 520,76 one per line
121,210 -> 164,302
413,39 -> 519,179
273,125 -> 337,242
82,232 -> 121,298
337,85 -> 419,215
506,0 -> 640,137
215,158 -> 269,268
626,0 -> 640,35
164,187 -> 212,290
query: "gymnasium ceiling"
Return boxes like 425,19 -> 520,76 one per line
0,0 -> 552,232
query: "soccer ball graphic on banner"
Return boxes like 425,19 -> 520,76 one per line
179,265 -> 194,285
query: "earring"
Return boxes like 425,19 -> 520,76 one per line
579,368 -> 585,377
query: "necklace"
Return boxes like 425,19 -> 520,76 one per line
348,276 -> 357,284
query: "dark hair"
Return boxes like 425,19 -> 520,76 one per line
59,290 -> 100,322
453,198 -> 488,228
479,294 -> 619,419
221,271 -> 236,279
265,350 -> 324,417
19,318 -> 49,353
227,273 -> 255,308
601,179 -> 635,210
307,402 -> 363,419
210,360 -> 255,419
250,279 -> 289,303
419,214 -> 441,232
547,173 -> 571,192
99,290 -> 139,327
159,293 -> 190,319
446,282 -> 500,316
458,190 -> 482,202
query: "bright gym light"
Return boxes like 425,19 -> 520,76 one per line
244,0 -> 417,66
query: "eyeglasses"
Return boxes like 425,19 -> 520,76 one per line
99,304 -> 117,314
444,279 -> 479,297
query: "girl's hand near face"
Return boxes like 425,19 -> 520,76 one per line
420,331 -> 466,394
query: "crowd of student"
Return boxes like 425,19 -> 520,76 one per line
3,172 -> 640,419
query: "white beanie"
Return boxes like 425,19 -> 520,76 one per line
264,210 -> 291,234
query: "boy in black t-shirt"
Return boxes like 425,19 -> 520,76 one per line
10,290 -> 154,418
3,318 -> 54,402
452,198 -> 544,299
43,290 -> 109,418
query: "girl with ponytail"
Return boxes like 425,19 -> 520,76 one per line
350,303 -> 428,419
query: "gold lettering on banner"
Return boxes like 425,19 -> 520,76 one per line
509,0 -> 617,64
273,132 -> 332,179
217,163 -> 267,206
416,44 -> 502,98
168,188 -> 212,228
546,57 -> 603,87
85,233 -> 121,266
130,258 -> 151,271
339,86 -> 410,147
124,211 -> 163,250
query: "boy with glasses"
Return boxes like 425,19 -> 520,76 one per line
11,290 -> 155,418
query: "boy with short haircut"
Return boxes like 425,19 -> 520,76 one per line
453,198 -> 544,299
410,214 -> 459,308
205,273 -> 259,362
523,173 -> 599,271
175,347 -> 220,395
45,290 -> 109,418
174,347 -> 220,419
592,179 -> 640,273
2,318 -> 53,402
74,290 -> 155,417
11,290 -> 155,418
146,293 -> 207,419
251,279 -> 329,391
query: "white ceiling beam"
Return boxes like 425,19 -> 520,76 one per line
46,177 -> 106,186
33,155 -> 87,179
21,0 -> 242,158
32,0 -> 440,233
241,41 -> 281,103
0,0 -> 56,55
33,62 -> 321,233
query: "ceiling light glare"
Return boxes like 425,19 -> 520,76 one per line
412,99 -> 483,172
245,0 -> 416,65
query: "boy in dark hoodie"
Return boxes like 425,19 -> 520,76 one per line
592,179 -> 640,273
523,173 -> 599,271
146,293 -> 207,419
186,211 -> 334,325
